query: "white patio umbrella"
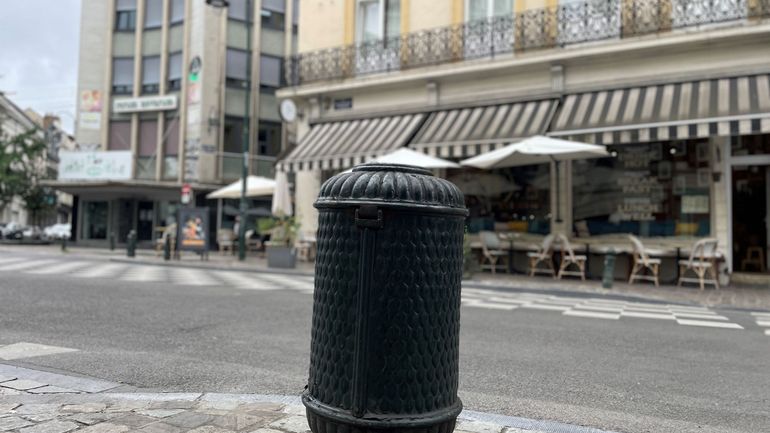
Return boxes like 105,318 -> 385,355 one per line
206,175 -> 276,199
372,148 -> 460,168
271,171 -> 293,217
460,135 -> 609,221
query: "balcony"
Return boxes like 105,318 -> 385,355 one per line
286,0 -> 770,86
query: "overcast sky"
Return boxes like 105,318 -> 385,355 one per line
0,0 -> 81,133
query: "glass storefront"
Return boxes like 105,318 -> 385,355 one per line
82,201 -> 108,239
573,140 -> 711,237
451,165 -> 551,234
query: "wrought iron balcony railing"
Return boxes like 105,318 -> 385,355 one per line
286,0 -> 770,86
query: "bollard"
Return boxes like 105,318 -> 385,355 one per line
304,163 -> 468,433
109,231 -> 116,251
60,236 -> 67,252
602,248 -> 616,289
126,230 -> 136,258
163,235 -> 171,261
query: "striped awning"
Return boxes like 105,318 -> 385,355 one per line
279,113 -> 425,172
410,99 -> 558,158
550,74 -> 770,144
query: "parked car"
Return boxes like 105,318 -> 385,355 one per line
22,226 -> 43,240
43,223 -> 71,240
1,222 -> 24,240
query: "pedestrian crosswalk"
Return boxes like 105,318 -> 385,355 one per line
750,311 -> 770,336
462,287 -> 746,330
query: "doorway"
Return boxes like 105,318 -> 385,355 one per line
137,201 -> 155,241
732,165 -> 770,273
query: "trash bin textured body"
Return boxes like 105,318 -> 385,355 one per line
304,163 -> 467,433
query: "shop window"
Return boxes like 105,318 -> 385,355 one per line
167,52 -> 183,91
141,55 -> 161,94
109,120 -> 131,150
116,0 -> 137,31
223,116 -> 245,153
453,165 -> 551,234
226,49 -> 250,88
259,55 -> 283,88
261,9 -> 285,30
572,140 -> 711,238
731,134 -> 770,156
83,201 -> 108,240
144,0 -> 163,28
170,0 -> 185,24
258,121 -> 281,156
228,0 -> 250,21
112,57 -> 134,94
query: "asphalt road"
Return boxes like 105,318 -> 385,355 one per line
1,251 -> 769,433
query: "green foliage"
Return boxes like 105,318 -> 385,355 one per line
0,129 -> 47,213
256,217 -> 277,235
266,217 -> 300,247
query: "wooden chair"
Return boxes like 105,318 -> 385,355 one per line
217,229 -> 235,255
678,238 -> 720,290
556,234 -> 587,280
479,231 -> 508,274
244,229 -> 262,253
628,234 -> 661,287
527,234 -> 556,277
740,246 -> 766,272
296,233 -> 317,262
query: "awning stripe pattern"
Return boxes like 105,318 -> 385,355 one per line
410,99 -> 558,158
550,74 -> 770,144
279,113 -> 425,172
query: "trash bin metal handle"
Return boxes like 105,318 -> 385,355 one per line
355,205 -> 383,229
352,223 -> 377,417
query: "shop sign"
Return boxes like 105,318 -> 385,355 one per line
113,95 -> 178,113
177,207 -> 209,253
181,183 -> 193,205
58,151 -> 132,181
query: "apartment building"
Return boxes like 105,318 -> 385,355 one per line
56,0 -> 296,246
277,0 -> 770,282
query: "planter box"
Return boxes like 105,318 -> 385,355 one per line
266,244 -> 297,268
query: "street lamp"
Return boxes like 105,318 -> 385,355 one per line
207,0 -> 250,261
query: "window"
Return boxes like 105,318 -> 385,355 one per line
466,0 -> 512,21
144,0 -> 163,28
464,0 -> 513,58
83,201 -> 109,240
141,55 -> 161,94
356,0 -> 400,43
223,117 -> 245,153
261,9 -> 285,30
112,57 -> 134,94
228,0 -> 250,21
108,120 -> 131,150
226,49 -> 250,88
259,55 -> 282,88
572,140 -> 711,237
164,116 -> 180,155
258,122 -> 282,156
170,0 -> 185,24
139,120 -> 158,157
167,52 -> 183,91
116,0 -> 137,31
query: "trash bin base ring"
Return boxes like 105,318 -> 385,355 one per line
303,393 -> 462,432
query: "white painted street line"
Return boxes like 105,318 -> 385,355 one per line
666,305 -> 713,313
73,263 -> 128,278
573,304 -> 624,313
671,312 -> 729,321
0,256 -> 27,265
676,319 -> 744,329
620,311 -> 676,320
586,298 -> 630,306
755,320 -> 770,327
622,306 -> 673,314
486,297 -> 531,305
750,312 -> 770,318
0,342 -> 79,361
26,261 -> 91,275
0,259 -> 57,272
563,310 -> 620,320
214,271 -> 281,291
519,303 -> 571,312
122,266 -> 166,282
169,268 -> 220,286
463,301 -> 518,310
765,330 -> 770,336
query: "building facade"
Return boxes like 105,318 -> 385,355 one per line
59,0 -> 296,246
277,0 -> 770,282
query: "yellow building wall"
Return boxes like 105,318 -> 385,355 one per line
298,0 -> 348,52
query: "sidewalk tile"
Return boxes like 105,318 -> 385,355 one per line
110,413 -> 159,428
28,386 -> 79,394
18,420 -> 79,433
211,413 -> 266,431
14,404 -> 61,415
456,419 -> 505,433
136,409 -> 186,419
0,403 -> 21,413
61,403 -> 107,413
0,375 -> 16,383
67,412 -> 121,426
77,423 -> 132,433
20,413 -> 58,423
1,379 -> 47,391
0,416 -> 34,431
135,422 -> 184,433
248,428 -> 283,433
187,426 -> 235,433
163,411 -> 213,429
148,400 -> 199,410
268,415 -> 310,433
0,388 -> 23,396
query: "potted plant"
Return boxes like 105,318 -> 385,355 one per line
264,217 -> 299,269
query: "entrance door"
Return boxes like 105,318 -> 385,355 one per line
732,165 -> 770,273
137,201 -> 155,241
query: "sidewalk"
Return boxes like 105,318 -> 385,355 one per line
3,244 -> 769,311
0,364 -> 613,433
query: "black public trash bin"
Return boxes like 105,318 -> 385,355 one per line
602,248 -> 617,289
126,230 -> 137,258
304,163 -> 468,433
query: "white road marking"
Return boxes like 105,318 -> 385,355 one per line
519,303 -> 571,312
676,319 -> 743,329
563,310 -> 620,320
0,256 -> 27,265
0,342 -> 78,361
750,312 -> 770,318
671,312 -> 729,321
765,330 -> 770,336
620,311 -> 676,320
26,261 -> 91,275
573,304 -> 624,313
169,268 -> 220,286
73,263 -> 128,278
121,266 -> 166,282
214,271 -> 281,290
755,320 -> 770,327
463,300 -> 518,310
623,306 -> 673,314
0,259 -> 58,272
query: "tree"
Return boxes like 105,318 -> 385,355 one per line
0,129 -> 48,220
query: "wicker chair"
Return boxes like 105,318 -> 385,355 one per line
527,234 -> 555,277
556,234 -> 587,280
628,234 -> 661,287
479,231 -> 508,274
217,229 -> 235,255
678,238 -> 720,290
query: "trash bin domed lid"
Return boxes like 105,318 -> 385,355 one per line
314,163 -> 467,214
